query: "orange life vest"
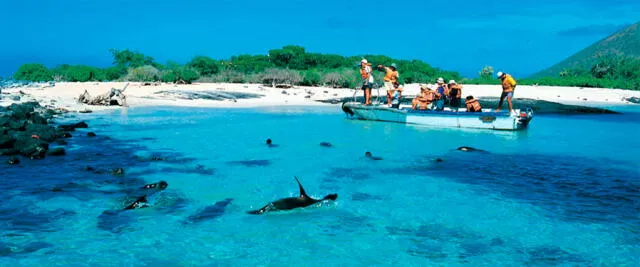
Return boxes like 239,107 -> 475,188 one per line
466,99 -> 482,112
384,68 -> 398,83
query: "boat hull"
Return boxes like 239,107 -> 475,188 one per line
342,102 -> 533,131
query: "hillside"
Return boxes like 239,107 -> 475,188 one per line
533,21 -> 640,77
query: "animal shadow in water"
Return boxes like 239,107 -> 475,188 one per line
182,198 -> 234,225
226,159 -> 271,167
395,152 -> 640,224
0,241 -> 54,257
386,223 -> 497,262
324,168 -> 371,182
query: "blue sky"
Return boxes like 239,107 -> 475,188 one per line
1,0 -> 638,78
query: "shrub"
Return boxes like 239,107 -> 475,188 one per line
323,72 -> 342,88
160,67 -> 200,84
52,65 -> 105,82
104,66 -> 126,81
125,65 -> 160,81
301,69 -> 322,86
187,56 -> 220,76
161,71 -> 178,83
178,68 -> 200,83
14,64 -> 52,82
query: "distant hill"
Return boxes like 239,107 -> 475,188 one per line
532,21 -> 640,77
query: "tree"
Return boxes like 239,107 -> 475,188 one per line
14,64 -> 52,82
479,65 -> 494,79
187,56 -> 220,76
109,49 -> 156,69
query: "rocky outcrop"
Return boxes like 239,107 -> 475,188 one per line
0,102 -> 89,161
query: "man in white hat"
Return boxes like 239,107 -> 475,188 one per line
359,59 -> 374,105
433,77 -> 448,111
495,71 -> 517,115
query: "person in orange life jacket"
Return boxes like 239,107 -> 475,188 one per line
412,84 -> 435,110
448,80 -> 463,111
465,95 -> 482,112
377,63 -> 399,106
495,71 -> 517,115
359,59 -> 374,105
433,77 -> 448,111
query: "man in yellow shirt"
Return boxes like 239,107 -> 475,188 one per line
496,71 -> 517,115
377,63 -> 399,106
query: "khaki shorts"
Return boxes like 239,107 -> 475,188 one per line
384,82 -> 394,92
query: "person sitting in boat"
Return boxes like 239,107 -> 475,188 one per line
377,63 -> 399,106
389,82 -> 403,108
433,78 -> 448,111
448,80 -> 463,111
360,59 -> 374,105
412,85 -> 435,110
465,95 -> 482,112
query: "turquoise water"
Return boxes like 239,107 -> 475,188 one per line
1,105 -> 639,266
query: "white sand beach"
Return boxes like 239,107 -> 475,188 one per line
2,82 -> 640,112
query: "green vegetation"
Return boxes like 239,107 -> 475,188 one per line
533,22 -> 640,78
10,21 -> 640,91
11,45 -> 460,88
14,64 -> 52,82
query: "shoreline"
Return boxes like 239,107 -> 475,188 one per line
2,81 -> 640,112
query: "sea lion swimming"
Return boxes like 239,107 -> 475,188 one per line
266,138 -> 278,148
124,181 -> 168,210
456,146 -> 487,153
365,151 -> 383,160
320,142 -> 333,147
247,177 -> 338,215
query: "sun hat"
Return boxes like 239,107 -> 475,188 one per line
496,71 -> 504,78
437,77 -> 444,83
361,59 -> 368,64
390,63 -> 397,69
448,80 -> 456,84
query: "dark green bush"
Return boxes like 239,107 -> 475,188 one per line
187,56 -> 220,76
14,64 -> 52,82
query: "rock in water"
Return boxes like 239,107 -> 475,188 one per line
625,97 -> 640,104
58,121 -> 89,131
47,147 -> 66,156
14,135 -> 49,159
111,168 -> 125,176
7,156 -> 20,165
87,132 -> 96,137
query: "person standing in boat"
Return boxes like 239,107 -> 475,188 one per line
448,80 -> 462,111
495,71 -> 517,115
377,63 -> 399,106
360,59 -> 374,105
433,77 -> 448,111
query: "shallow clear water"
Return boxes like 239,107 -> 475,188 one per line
1,105 -> 639,266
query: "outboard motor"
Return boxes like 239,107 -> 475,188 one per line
517,107 -> 534,127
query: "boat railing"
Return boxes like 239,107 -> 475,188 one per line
352,81 -> 383,105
